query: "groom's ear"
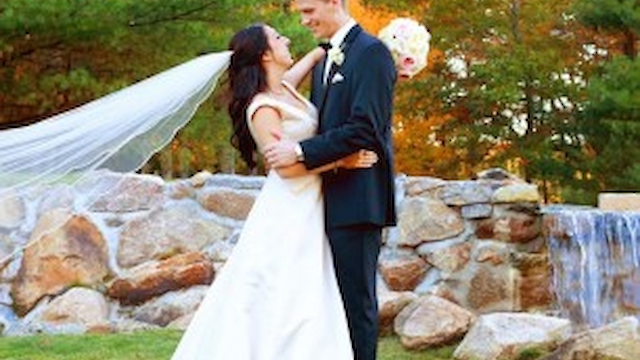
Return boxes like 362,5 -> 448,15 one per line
329,0 -> 346,10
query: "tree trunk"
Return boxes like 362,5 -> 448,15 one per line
623,29 -> 636,59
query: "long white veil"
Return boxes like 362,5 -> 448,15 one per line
0,51 -> 232,265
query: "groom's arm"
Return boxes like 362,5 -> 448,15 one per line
300,42 -> 396,170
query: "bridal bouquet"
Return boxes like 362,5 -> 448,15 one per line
379,18 -> 431,79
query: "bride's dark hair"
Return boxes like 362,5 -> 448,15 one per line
228,24 -> 269,169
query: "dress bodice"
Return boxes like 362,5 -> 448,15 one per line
246,81 -> 318,150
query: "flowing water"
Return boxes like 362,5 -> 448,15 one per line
545,209 -> 640,329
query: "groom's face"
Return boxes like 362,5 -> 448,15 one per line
294,0 -> 343,40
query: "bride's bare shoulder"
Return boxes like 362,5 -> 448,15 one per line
250,92 -> 283,109
247,93 -> 282,121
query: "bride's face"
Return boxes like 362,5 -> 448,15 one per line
263,26 -> 294,68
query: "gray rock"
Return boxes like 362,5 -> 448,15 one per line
461,204 -> 493,219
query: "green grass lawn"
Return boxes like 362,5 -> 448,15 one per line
0,330 -> 457,360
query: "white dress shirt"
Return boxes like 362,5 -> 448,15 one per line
323,18 -> 357,84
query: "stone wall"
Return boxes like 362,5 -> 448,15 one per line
0,169 -> 553,335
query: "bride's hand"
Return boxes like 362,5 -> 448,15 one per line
337,150 -> 379,169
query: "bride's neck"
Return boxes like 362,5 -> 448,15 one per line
264,66 -> 286,95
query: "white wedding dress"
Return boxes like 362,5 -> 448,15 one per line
171,81 -> 353,360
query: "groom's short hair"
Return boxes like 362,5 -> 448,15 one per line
321,0 -> 348,9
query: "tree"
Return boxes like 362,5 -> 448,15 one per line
573,0 -> 640,199
436,0 -> 594,199
365,0 -> 598,202
0,0 -> 316,176
0,0 -> 231,126
574,0 -> 638,59
361,0 -> 638,203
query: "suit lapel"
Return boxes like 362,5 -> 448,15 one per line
317,25 -> 363,118
311,63 -> 324,107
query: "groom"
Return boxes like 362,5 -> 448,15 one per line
264,0 -> 397,358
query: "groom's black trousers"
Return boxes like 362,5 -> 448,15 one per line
327,224 -> 382,360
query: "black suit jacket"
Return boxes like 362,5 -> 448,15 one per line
301,25 -> 397,228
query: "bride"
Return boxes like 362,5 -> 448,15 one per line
0,20 -> 375,360
170,24 -> 377,359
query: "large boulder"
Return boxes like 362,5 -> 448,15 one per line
197,187 -> 257,220
131,285 -> 209,327
466,266 -> 515,313
439,181 -> 494,206
379,254 -> 429,291
423,242 -> 472,274
35,287 -> 110,332
403,177 -> 446,197
394,295 -> 475,350
108,252 -> 213,305
87,173 -> 165,213
11,210 -> 109,315
117,204 -> 231,268
492,184 -> 540,203
398,197 -> 465,246
513,253 -> 554,310
378,289 -> 418,336
453,313 -> 572,360
543,316 -> 640,360
476,212 -> 541,244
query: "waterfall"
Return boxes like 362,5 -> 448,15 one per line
545,209 -> 640,329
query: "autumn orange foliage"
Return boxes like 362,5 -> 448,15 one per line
348,1 -> 396,34
347,1 -> 449,176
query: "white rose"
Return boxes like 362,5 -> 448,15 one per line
379,18 -> 431,78
328,47 -> 345,66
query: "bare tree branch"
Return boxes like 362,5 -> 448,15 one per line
129,1 -> 220,28
2,40 -> 64,66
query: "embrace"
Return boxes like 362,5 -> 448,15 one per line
0,0 -> 433,356
171,0 -> 398,359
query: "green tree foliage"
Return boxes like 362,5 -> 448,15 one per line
573,0 -> 640,199
574,0 -> 639,58
434,0 -> 591,200
1,0 -> 233,125
370,0 -> 591,201
0,0 -> 313,176
361,0 -> 640,203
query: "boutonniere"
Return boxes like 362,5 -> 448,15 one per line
327,46 -> 345,67
331,72 -> 345,84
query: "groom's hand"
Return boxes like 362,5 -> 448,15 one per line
264,138 -> 300,168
